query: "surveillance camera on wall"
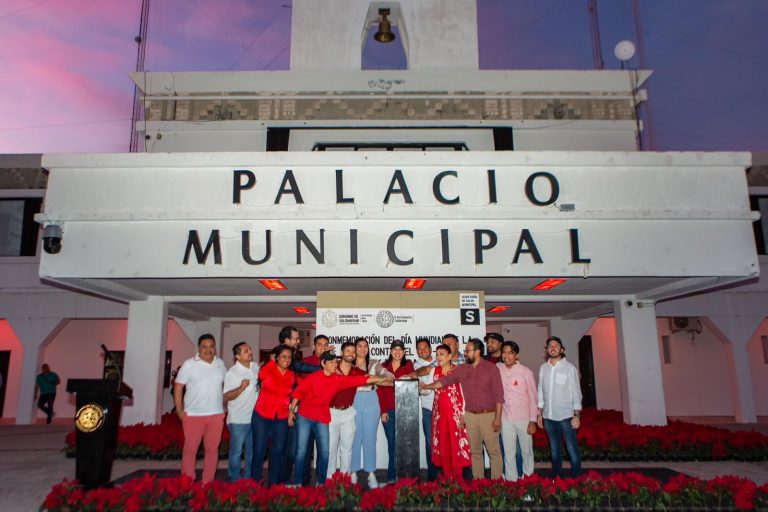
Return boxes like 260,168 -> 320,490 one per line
42,224 -> 62,254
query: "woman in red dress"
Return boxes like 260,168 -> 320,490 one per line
430,343 -> 471,478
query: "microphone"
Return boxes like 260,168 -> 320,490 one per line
101,343 -> 123,389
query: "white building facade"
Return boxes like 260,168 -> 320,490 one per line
1,0 -> 767,450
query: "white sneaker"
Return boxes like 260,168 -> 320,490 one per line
367,472 -> 379,489
350,472 -> 358,485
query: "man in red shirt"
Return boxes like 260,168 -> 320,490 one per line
327,341 -> 367,479
289,351 -> 387,485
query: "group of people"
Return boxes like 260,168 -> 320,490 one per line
417,333 -> 583,482
172,327 -> 583,487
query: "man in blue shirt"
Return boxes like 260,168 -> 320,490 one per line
34,364 -> 60,424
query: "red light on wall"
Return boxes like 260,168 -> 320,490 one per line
487,305 -> 510,313
532,278 -> 567,291
293,307 -> 311,314
260,279 -> 287,290
403,278 -> 426,290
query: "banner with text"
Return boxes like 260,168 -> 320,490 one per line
316,290 -> 485,357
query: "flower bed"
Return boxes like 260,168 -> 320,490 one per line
64,408 -> 768,462
42,472 -> 768,511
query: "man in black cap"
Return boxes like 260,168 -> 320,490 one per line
484,333 -> 504,363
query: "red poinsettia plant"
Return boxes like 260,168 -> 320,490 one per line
42,472 -> 768,511
64,408 -> 768,462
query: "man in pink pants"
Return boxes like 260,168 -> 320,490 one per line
173,334 -> 227,483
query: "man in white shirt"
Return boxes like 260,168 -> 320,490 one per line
412,338 -> 438,481
536,336 -> 582,478
174,334 -> 228,483
223,341 -> 259,482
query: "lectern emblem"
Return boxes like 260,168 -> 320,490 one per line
376,310 -> 395,328
75,403 -> 105,433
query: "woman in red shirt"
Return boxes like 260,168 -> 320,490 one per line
289,351 -> 387,486
377,340 -> 415,484
251,346 -> 294,485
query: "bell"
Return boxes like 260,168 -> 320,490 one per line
374,8 -> 396,43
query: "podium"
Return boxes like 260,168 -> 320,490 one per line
394,379 -> 420,480
66,378 -> 133,489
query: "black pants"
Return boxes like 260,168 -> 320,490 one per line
37,393 -> 56,423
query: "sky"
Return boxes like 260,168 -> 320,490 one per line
0,0 -> 766,154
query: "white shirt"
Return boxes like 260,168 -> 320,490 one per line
537,357 -> 582,421
413,356 -> 436,411
176,354 -> 227,416
224,361 -> 260,424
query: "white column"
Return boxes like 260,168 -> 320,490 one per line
704,314 -> 762,423
613,297 -> 667,425
548,317 -> 595,373
122,296 -> 168,425
7,317 -> 67,424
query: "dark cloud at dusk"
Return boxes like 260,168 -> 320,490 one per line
0,0 -> 765,153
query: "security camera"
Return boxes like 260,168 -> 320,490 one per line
625,300 -> 634,308
42,224 -> 62,254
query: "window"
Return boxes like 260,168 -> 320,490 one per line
0,198 -> 42,256
751,195 -> 768,255
662,335 -> 672,364
313,142 -> 467,151
762,336 -> 768,365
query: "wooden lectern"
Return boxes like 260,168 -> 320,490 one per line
66,378 -> 132,489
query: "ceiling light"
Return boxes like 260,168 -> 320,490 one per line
487,305 -> 509,313
293,307 -> 311,314
532,278 -> 567,291
403,278 -> 426,290
260,279 -> 286,291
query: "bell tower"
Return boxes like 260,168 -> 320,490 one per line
290,0 -> 479,70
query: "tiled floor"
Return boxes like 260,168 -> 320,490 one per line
2,424 -> 767,512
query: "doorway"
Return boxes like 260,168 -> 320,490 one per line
0,351 -> 9,417
578,336 -> 597,408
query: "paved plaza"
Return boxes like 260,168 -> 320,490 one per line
1,423 -> 767,511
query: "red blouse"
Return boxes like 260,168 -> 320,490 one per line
293,371 -> 370,424
376,360 -> 414,413
254,360 -> 295,420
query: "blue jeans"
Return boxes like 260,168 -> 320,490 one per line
543,418 -> 581,478
227,423 -> 253,481
37,393 -> 56,423
382,408 -> 396,482
295,415 -> 330,485
421,408 -> 437,480
351,390 -> 380,473
251,411 -> 288,485
282,424 -> 314,484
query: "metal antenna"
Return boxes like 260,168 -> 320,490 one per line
632,0 -> 654,149
587,0 -> 604,69
129,0 -> 151,153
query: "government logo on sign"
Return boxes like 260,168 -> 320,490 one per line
376,310 -> 395,328
322,310 -> 338,329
